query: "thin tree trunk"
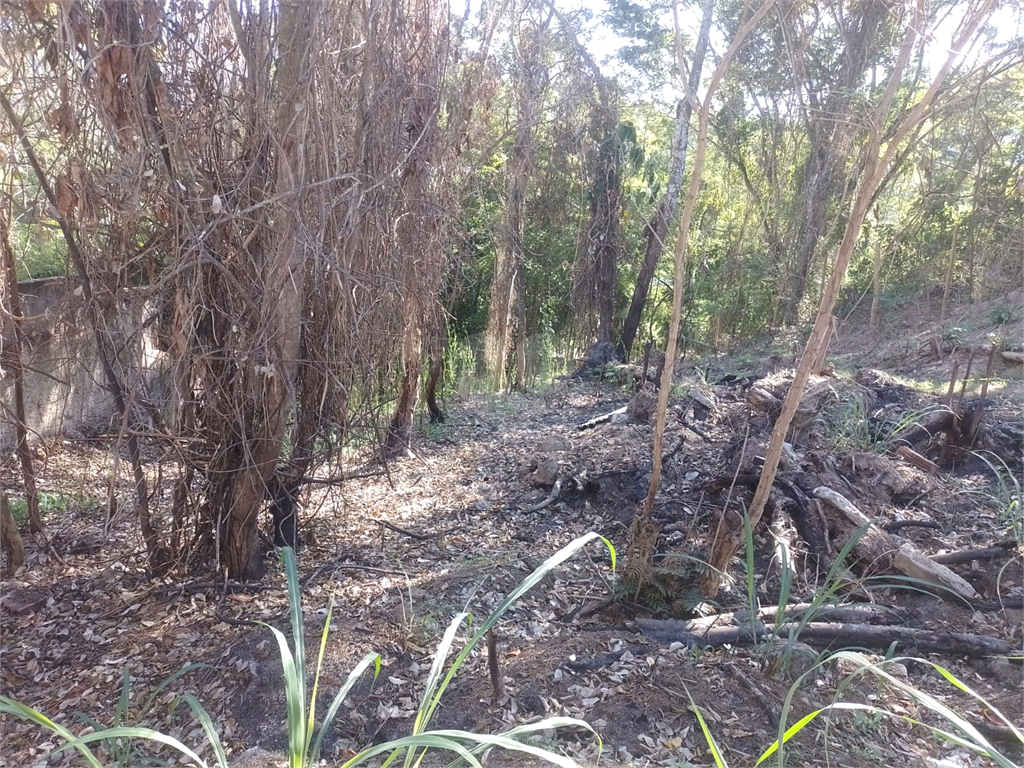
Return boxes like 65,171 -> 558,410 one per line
629,0 -> 778,587
425,353 -> 444,423
941,220 -> 958,321
619,0 -> 713,359
0,490 -> 25,574
486,22 -> 542,392
386,313 -> 423,453
0,206 -> 43,534
870,238 -> 882,329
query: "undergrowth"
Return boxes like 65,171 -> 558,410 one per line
1,535 -> 613,768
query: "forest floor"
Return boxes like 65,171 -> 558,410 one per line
1,290 -> 1023,768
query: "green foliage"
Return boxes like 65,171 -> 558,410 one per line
991,304 -> 1014,325
11,215 -> 68,280
7,491 -> 100,525
757,653 -> 1024,768
941,325 -> 968,345
0,536 -> 613,768
71,665 -> 213,768
683,651 -> 1024,768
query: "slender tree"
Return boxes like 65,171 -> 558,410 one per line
619,0 -> 713,360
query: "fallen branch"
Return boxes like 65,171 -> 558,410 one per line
638,620 -> 1017,658
883,520 -> 942,534
896,445 -> 939,474
522,477 -> 562,513
576,407 -> 627,430
814,486 -> 979,600
634,602 -> 905,637
564,644 -> 652,671
374,518 -> 435,540
931,540 -> 1018,566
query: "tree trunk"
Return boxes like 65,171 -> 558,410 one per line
869,237 -> 882,329
0,490 -> 25,574
941,220 -> 958,321
0,206 -> 43,534
630,0 -> 777,587
486,22 -> 543,391
778,0 -> 891,327
386,0 -> 447,446
224,0 -> 315,580
386,314 -> 423,454
619,0 -> 713,359
425,354 -> 445,423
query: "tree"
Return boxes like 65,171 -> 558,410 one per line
618,0 -> 713,359
628,0 -> 779,588
1,0 -> 459,580
485,11 -> 549,391
702,0 -> 1000,595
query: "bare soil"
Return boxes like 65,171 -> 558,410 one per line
2,295 -> 1022,768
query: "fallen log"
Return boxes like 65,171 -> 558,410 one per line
896,445 -> 939,474
813,487 -> 979,601
634,602 -> 906,637
637,619 -> 1017,658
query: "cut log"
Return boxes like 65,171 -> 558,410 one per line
813,487 -> 979,600
896,445 -> 939,474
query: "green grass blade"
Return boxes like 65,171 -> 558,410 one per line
114,668 -> 131,727
755,708 -> 824,765
417,533 -> 613,732
412,611 -> 471,736
50,725 -> 212,768
256,621 -> 306,768
140,663 -> 215,717
931,662 -> 1024,742
690,702 -> 727,768
341,734 -> 482,768
308,652 -> 382,765
0,696 -> 105,768
281,547 -> 307,702
176,693 -> 231,768
306,597 -> 336,762
446,718 -> 598,767
824,702 -> 1019,768
497,716 -> 596,741
430,729 -> 587,768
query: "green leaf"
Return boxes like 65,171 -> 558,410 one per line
308,652 -> 382,766
175,693 -> 231,768
0,696 -> 105,768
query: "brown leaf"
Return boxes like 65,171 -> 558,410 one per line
55,174 -> 78,218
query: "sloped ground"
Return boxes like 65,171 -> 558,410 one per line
2,309 -> 1023,767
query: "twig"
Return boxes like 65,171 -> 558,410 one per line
883,519 -> 942,534
522,477 -> 562,513
931,540 -> 1017,565
374,518 -> 435,540
725,662 -> 780,731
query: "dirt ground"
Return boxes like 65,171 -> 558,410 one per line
2,293 -> 1023,768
